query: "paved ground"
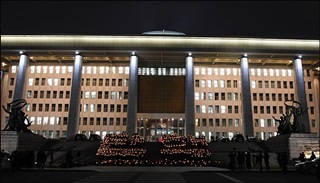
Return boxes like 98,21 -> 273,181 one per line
1,165 -> 318,183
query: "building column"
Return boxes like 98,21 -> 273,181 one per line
13,53 -> 29,101
313,72 -> 320,136
185,54 -> 195,136
240,54 -> 254,137
67,53 -> 83,139
293,56 -> 310,133
126,52 -> 138,136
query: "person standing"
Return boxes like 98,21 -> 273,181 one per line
281,151 -> 288,174
37,149 -> 46,170
245,151 -> 251,170
228,151 -> 236,171
256,152 -> 263,171
310,151 -> 316,161
263,151 -> 270,171
299,152 -> 306,162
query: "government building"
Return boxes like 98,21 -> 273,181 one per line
1,33 -> 319,141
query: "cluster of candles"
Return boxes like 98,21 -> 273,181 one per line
188,134 -> 209,148
161,134 -> 187,148
96,133 -> 216,166
97,159 -> 222,167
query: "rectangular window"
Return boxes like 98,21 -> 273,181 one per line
103,118 -> 107,125
103,104 -> 108,112
209,119 -> 213,126
112,79 -> 116,86
233,80 -> 238,88
228,119 -> 233,126
104,91 -> 109,99
215,119 -> 220,126
113,118 -> 120,126
195,80 -> 199,87
110,104 -> 115,112
110,118 -> 114,125
202,119 -> 207,126
83,117 -> 87,125
35,78 -> 40,86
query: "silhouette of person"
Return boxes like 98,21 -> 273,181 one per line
37,149 -> 46,170
228,150 -> 236,171
245,151 -> 251,170
299,152 -> 306,162
281,151 -> 288,174
50,150 -> 54,167
66,151 -> 73,168
310,151 -> 316,161
263,151 -> 270,171
256,152 -> 263,171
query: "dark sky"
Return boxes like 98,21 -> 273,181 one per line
1,1 -> 319,39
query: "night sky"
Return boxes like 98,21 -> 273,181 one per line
1,1 -> 319,39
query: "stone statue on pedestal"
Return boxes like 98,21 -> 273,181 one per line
274,100 -> 307,135
2,99 -> 32,133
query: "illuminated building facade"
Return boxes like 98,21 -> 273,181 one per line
1,35 -> 319,141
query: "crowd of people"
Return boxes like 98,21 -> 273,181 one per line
96,133 -> 218,166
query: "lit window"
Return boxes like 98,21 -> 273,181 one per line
55,66 -> 60,74
281,69 -> 286,76
201,80 -> 206,87
62,66 -> 66,73
201,68 -> 206,75
208,105 -> 213,113
214,68 -> 219,75
48,78 -> 53,86
28,78 -> 33,86
112,66 -> 116,74
125,67 -> 130,74
87,66 -> 91,74
207,68 -> 212,75
99,66 -> 104,74
37,117 -> 42,125
91,91 -> 96,99
68,66 -> 73,73
220,80 -> 225,88
83,104 -> 88,112
207,80 -> 212,88
90,104 -> 95,112
50,117 -> 55,125
257,69 -> 261,76
49,66 -> 54,73
263,69 -> 268,76
226,68 -> 231,75
85,91 -> 90,99
251,68 -> 255,76
202,105 -> 206,113
221,105 -> 226,113
220,68 -> 225,75
11,66 -> 17,73
195,92 -> 200,100
119,67 -> 124,74
288,69 -> 292,76
30,66 -> 35,73
93,66 -> 97,74
260,119 -> 265,127
232,68 -> 237,76
252,81 -> 256,88
275,69 -> 280,76
269,69 -> 274,76
195,67 -> 200,75
235,119 -> 239,127
43,117 -> 48,125
53,78 -> 58,86
214,80 -> 219,87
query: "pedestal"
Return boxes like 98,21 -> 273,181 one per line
266,133 -> 319,161
1,131 -> 46,154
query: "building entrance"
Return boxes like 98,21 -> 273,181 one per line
136,117 -> 185,141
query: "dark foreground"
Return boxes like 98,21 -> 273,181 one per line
1,167 -> 318,183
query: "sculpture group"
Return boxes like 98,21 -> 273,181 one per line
2,99 -> 32,133
273,100 -> 307,135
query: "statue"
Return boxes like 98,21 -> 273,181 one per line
274,100 -> 307,135
2,99 -> 33,133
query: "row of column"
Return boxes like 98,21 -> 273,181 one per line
12,53 -> 310,139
